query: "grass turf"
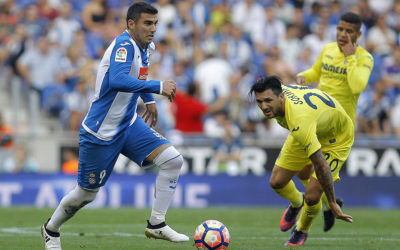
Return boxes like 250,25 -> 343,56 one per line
0,207 -> 399,249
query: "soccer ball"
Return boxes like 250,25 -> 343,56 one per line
194,220 -> 230,250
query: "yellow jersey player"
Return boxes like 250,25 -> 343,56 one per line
249,76 -> 353,246
296,12 -> 373,232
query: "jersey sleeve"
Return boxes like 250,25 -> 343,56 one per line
109,42 -> 162,94
297,46 -> 323,83
140,93 -> 155,104
345,50 -> 374,95
290,120 -> 321,157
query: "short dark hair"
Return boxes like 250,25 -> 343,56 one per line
126,2 -> 158,28
340,12 -> 361,30
249,76 -> 283,97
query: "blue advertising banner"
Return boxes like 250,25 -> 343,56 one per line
0,173 -> 398,208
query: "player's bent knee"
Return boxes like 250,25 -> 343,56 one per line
269,178 -> 285,189
304,192 -> 320,206
76,185 -> 98,205
156,146 -> 183,171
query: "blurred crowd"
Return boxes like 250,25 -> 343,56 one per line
1,0 -> 400,172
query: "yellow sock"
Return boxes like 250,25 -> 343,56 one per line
297,200 -> 322,233
321,193 -> 330,210
274,180 -> 303,208
299,178 -> 309,188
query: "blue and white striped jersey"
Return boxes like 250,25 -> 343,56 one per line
81,30 -> 162,144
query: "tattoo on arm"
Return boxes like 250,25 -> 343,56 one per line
310,149 -> 335,203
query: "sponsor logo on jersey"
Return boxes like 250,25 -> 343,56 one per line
120,42 -> 130,46
321,63 -> 347,74
115,47 -> 127,62
292,126 -> 300,132
138,67 -> 148,80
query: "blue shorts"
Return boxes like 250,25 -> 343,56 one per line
77,116 -> 169,189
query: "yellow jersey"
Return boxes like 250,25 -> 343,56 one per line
275,85 -> 354,157
297,42 -> 374,124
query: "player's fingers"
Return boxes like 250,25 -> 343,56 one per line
142,111 -> 149,122
338,214 -> 353,223
151,117 -> 157,127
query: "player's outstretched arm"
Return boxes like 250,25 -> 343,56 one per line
310,149 -> 353,223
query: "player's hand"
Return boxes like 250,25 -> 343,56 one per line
330,201 -> 353,223
340,33 -> 357,57
296,76 -> 306,85
162,80 -> 176,102
142,103 -> 158,127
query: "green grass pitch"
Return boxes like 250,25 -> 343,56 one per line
0,207 -> 399,249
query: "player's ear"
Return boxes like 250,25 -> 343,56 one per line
279,92 -> 285,102
127,19 -> 135,29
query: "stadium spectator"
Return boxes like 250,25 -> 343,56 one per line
212,125 -> 243,176
81,0 -> 109,34
194,43 -> 232,109
357,0 -> 378,29
0,111 -> 13,148
204,109 -> 243,175
357,80 -> 392,137
277,24 -> 303,71
258,4 -> 286,53
172,60 -> 191,91
231,0 -> 265,46
264,45 -> 295,83
37,0 -> 59,21
61,148 -> 79,174
391,95 -> 400,138
302,23 -> 332,61
224,24 -> 252,71
366,14 -> 396,56
153,0 -> 176,28
41,4 -> 189,250
292,7 -> 311,39
255,118 -> 289,140
1,144 -> 38,173
387,0 -> 400,33
249,76 -> 353,246
381,46 -> 400,103
173,83 -> 208,133
273,0 -> 295,25
16,35 -> 63,94
20,4 -> 48,41
204,110 -> 241,140
296,12 -> 373,232
62,78 -> 94,131
47,1 -> 81,49
295,46 -> 314,74
3,23 -> 27,76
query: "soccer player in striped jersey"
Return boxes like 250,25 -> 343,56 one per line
41,3 -> 189,249
295,12 -> 373,232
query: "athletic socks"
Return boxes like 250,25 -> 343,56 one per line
150,146 -> 183,225
46,185 -> 97,232
274,180 -> 303,208
297,200 -> 322,233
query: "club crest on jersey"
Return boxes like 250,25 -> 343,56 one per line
115,47 -> 127,62
88,173 -> 96,185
